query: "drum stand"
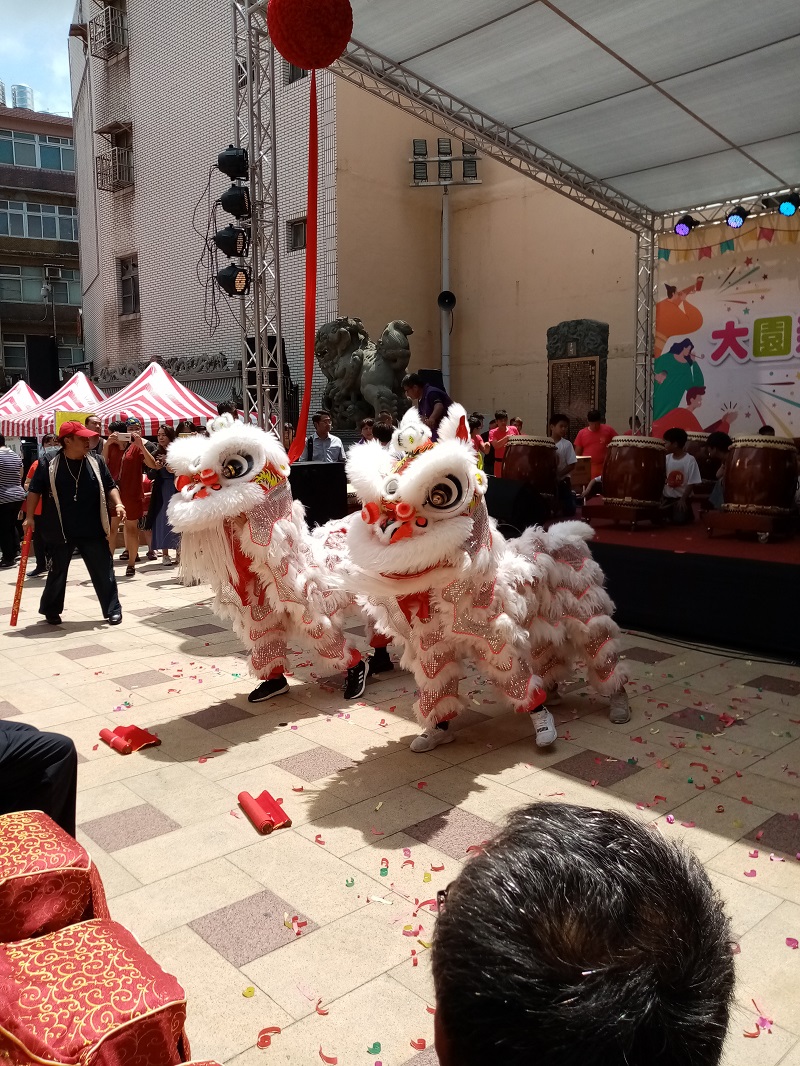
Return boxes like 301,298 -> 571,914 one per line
706,510 -> 798,540
584,502 -> 662,530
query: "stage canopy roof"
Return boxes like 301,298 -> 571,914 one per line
0,381 -> 43,420
93,362 -> 218,435
1,372 -> 107,437
345,0 -> 800,218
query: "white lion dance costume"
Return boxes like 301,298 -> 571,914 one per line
166,416 -> 367,703
335,402 -> 630,751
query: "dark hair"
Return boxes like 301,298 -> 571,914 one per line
432,803 -> 734,1066
312,411 -> 331,426
217,401 -> 237,416
158,425 -> 177,443
108,420 -> 127,433
176,419 -> 195,433
360,418 -> 375,430
41,434 -> 58,447
663,427 -> 688,447
706,431 -> 732,452
549,412 -> 569,427
669,338 -> 694,355
629,416 -> 642,427
468,416 -> 482,433
0,435 -> 5,447
587,409 -> 602,422
402,373 -> 424,389
686,386 -> 706,403
372,423 -> 394,444
494,409 -> 508,421
758,424 -> 776,436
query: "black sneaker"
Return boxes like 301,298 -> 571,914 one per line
44,615 -> 62,625
344,659 -> 367,700
367,648 -> 394,676
248,676 -> 289,703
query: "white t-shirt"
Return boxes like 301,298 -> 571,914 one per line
554,438 -> 577,477
664,452 -> 702,498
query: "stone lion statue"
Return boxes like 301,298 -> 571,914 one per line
314,317 -> 413,432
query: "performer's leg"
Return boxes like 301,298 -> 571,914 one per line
367,633 -> 394,676
77,537 -> 121,620
39,541 -> 72,621
569,621 -> 631,725
0,720 -> 78,836
249,634 -> 290,703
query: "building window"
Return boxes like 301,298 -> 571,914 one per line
285,63 -> 307,85
57,337 -> 85,368
2,334 -> 27,374
0,130 -> 75,172
287,218 -> 307,252
0,264 -> 46,303
0,200 -> 78,242
119,255 -> 139,315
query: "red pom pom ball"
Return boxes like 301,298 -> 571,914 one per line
267,0 -> 353,70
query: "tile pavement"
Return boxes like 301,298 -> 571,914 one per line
1,557 -> 800,1064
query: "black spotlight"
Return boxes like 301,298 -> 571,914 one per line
217,145 -> 248,180
725,205 -> 749,229
779,193 -> 799,217
217,263 -> 251,296
437,290 -> 456,311
213,224 -> 250,258
220,184 -> 251,219
674,214 -> 697,236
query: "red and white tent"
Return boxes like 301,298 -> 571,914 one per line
1,372 -> 107,437
0,380 -> 43,421
93,362 -> 218,435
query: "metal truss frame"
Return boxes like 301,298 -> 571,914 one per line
231,0 -> 283,429
634,226 -> 657,431
657,182 -> 800,233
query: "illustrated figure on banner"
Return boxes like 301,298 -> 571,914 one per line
654,279 -> 704,358
650,386 -> 739,439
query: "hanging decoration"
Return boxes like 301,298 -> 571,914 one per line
267,0 -> 353,463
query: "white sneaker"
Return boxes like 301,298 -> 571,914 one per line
410,727 -> 455,753
531,707 -> 557,747
609,691 -> 631,724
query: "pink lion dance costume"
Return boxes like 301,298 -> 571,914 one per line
167,415 -> 366,703
339,402 -> 630,752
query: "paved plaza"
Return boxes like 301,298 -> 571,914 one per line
2,558 -> 799,1066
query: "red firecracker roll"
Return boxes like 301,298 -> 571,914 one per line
99,725 -> 161,755
238,791 -> 292,834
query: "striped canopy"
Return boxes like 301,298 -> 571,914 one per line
0,381 -> 43,420
92,362 -> 218,435
0,372 -> 107,437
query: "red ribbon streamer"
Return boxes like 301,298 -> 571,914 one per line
10,528 -> 32,627
287,68 -> 319,464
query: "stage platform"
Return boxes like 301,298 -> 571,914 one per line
583,505 -> 798,661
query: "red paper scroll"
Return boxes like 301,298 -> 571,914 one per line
238,791 -> 292,834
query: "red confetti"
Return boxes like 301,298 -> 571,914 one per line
411,949 -> 418,967
92,744 -> 99,751
680,821 -> 695,828
748,850 -> 759,859
755,830 -> 764,841
291,786 -> 304,792
690,762 -> 708,772
315,999 -> 329,1016
426,1005 -> 436,1015
465,841 -> 489,855
631,736 -> 644,743
743,1027 -> 761,1039
430,864 -> 445,872
314,834 -> 325,846
371,827 -> 385,836
715,805 -> 725,813
257,1027 -> 282,1049
401,859 -> 415,869
786,938 -> 799,950
711,776 -> 721,785
319,1048 -> 338,1065
744,869 -> 757,877
410,1039 -> 427,1051
741,796 -> 753,804
695,785 -> 706,791
417,781 -> 428,789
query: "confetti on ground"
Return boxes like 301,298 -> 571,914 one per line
315,999 -> 329,1016
786,938 -> 799,949
410,1038 -> 427,1051
242,986 -> 255,998
314,835 -> 325,846
345,878 -> 354,888
292,786 -> 304,793
319,1048 -> 338,1065
257,1027 -> 281,1049
744,869 -> 757,877
367,1043 -> 381,1055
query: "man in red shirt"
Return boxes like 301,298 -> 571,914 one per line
574,410 -> 617,480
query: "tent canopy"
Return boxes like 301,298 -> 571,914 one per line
0,381 -> 43,420
347,0 -> 800,215
93,362 -> 218,435
1,372 -> 107,437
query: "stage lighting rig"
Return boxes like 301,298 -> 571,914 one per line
674,215 -> 697,236
218,145 -> 249,180
220,184 -> 251,219
217,263 -> 251,296
779,194 -> 799,217
213,223 -> 250,258
725,206 -> 749,229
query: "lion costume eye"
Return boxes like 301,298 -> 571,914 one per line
425,475 -> 464,511
383,477 -> 400,497
221,453 -> 255,480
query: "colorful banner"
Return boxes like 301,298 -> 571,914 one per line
654,215 -> 800,438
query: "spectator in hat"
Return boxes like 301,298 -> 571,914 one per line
0,434 -> 25,569
25,421 -> 124,626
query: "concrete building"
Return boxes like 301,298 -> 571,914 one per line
68,0 -> 636,428
0,102 -> 83,396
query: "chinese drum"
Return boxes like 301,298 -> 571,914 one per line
684,432 -> 718,481
601,437 -> 666,506
502,436 -> 558,496
722,436 -> 798,514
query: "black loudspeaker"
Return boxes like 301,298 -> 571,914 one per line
485,477 -> 550,537
289,461 -> 348,529
437,290 -> 456,311
418,368 -> 445,390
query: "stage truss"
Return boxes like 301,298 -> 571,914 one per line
232,19 -> 798,432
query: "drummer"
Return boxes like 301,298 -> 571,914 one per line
574,410 -> 617,480
488,410 -> 520,478
550,413 -> 577,516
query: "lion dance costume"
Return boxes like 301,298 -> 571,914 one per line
167,415 -> 367,703
327,402 -> 630,751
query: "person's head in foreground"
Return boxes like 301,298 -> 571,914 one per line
372,422 -> 393,447
587,408 -> 603,428
58,420 -> 100,457
663,426 -> 688,454
84,413 -> 102,436
758,424 -> 776,436
549,412 -> 569,440
402,372 -> 424,402
432,803 -> 734,1066
706,431 -> 732,461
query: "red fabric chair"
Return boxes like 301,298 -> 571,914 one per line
0,919 -> 190,1066
0,811 -> 109,943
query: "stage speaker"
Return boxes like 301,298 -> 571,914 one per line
437,290 -> 456,311
485,477 -> 550,537
417,368 -> 445,390
289,461 -> 348,528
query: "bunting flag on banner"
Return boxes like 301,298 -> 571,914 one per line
658,248 -> 671,261
758,227 -> 775,242
699,246 -> 712,259
720,239 -> 735,253
658,212 -> 799,262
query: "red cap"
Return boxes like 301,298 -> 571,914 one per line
58,420 -> 99,440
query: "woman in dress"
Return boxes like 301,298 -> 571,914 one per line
141,425 -> 180,565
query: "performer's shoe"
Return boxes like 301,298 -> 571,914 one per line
28,568 -> 47,578
608,691 -> 631,724
344,659 -> 367,700
367,648 -> 394,676
410,727 -> 454,753
248,676 -> 290,702
107,611 -> 123,626
531,706 -> 557,747
44,615 -> 62,625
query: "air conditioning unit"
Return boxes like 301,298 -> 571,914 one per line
46,267 -> 62,279
89,6 -> 128,61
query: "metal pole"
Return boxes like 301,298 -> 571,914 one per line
231,0 -> 250,419
441,185 -> 450,393
244,5 -> 263,425
266,41 -> 284,435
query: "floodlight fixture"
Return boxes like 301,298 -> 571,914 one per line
438,159 -> 453,181
220,183 -> 251,219
674,215 -> 697,236
213,224 -> 250,258
725,206 -> 749,229
217,145 -> 248,179
779,194 -> 799,216
437,138 -> 452,157
412,139 -> 428,157
217,263 -> 251,296
413,161 -> 429,183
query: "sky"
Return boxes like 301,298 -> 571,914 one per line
0,0 -> 76,116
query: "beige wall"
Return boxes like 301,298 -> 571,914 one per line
335,82 -> 637,436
